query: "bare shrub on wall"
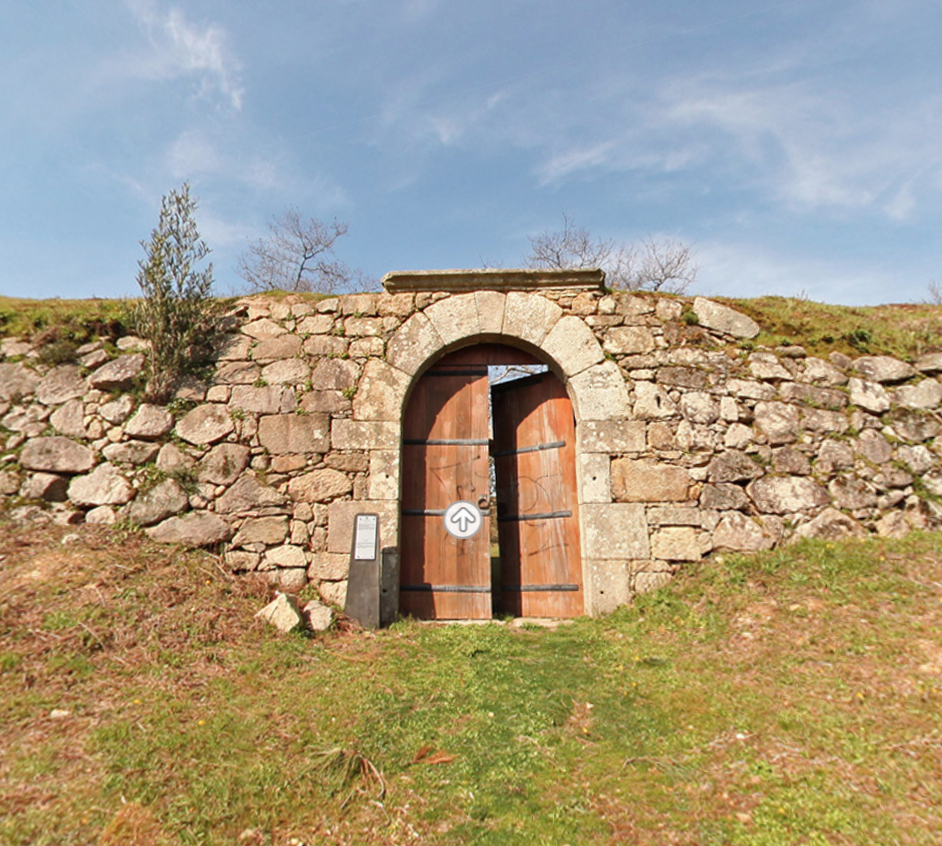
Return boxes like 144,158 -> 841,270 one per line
526,214 -> 698,293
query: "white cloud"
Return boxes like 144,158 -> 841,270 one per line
124,0 -> 244,109
537,142 -> 618,185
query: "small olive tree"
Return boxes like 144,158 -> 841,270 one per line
131,183 -> 220,402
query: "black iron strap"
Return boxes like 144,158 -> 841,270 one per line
501,584 -> 580,592
400,585 -> 491,593
493,440 -> 565,458
403,438 -> 490,446
497,510 -> 572,523
403,508 -> 490,517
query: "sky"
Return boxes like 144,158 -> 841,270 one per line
2,0 -> 941,305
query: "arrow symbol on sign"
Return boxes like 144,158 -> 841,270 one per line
449,505 -> 479,534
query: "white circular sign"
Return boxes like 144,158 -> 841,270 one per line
443,500 -> 483,539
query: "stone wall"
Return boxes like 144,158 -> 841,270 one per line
2,276 -> 941,615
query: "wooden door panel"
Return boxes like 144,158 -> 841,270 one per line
400,352 -> 492,619
493,373 -> 583,617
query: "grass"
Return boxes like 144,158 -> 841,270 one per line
2,523 -> 942,844
2,293 -> 939,365
722,296 -> 942,360
0,296 -> 128,347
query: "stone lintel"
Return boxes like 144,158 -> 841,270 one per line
381,268 -> 606,293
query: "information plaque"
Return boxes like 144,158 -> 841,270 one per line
345,513 -> 382,628
353,514 -> 378,561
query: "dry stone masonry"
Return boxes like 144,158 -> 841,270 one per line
2,269 -> 941,615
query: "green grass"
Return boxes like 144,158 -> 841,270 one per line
1,523 -> 942,845
722,295 -> 942,360
2,293 -> 939,365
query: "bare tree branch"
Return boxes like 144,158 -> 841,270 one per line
525,215 -> 697,294
236,208 -> 372,294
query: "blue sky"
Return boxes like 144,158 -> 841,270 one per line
2,0 -> 940,305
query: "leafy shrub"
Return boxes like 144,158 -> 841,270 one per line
129,183 -> 221,402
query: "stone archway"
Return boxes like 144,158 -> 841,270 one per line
397,342 -> 585,619
342,279 -> 649,616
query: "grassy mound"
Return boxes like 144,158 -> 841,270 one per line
2,522 -> 941,845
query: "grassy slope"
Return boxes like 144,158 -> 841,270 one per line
2,522 -> 941,845
1,293 -> 940,362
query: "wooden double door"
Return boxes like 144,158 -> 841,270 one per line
400,346 -> 583,619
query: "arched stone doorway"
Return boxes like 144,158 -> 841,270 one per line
399,344 -> 583,620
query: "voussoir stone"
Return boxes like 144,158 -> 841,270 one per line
503,292 -> 563,347
175,403 -> 234,445
747,476 -> 829,514
146,512 -> 232,546
124,403 -> 174,440
692,297 -> 760,339
542,315 -> 604,377
126,479 -> 189,526
20,436 -> 95,474
88,354 -> 145,391
853,355 -> 915,383
67,463 -> 134,507
423,294 -> 481,346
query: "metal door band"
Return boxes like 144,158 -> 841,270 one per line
497,510 -> 572,522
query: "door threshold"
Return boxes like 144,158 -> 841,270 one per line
415,617 -> 576,628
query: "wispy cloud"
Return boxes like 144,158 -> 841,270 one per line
662,69 -> 942,218
124,0 -> 244,109
695,239 -> 895,305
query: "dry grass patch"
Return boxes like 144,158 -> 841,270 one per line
2,521 -> 942,844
